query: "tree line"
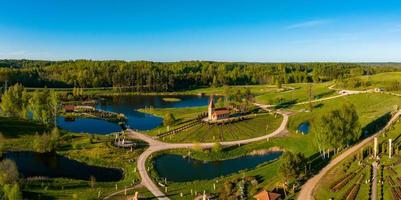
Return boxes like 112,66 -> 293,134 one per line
0,60 -> 398,92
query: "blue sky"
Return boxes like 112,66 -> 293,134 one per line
1,0 -> 401,62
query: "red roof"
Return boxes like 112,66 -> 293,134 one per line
253,190 -> 281,200
213,108 -> 229,115
64,105 -> 75,111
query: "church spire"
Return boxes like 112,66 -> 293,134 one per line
208,95 -> 215,109
208,95 -> 215,120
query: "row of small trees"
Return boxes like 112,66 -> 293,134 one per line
313,103 -> 361,158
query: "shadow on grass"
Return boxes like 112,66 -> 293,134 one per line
315,90 -> 335,99
275,100 -> 298,109
361,112 -> 392,138
313,103 -> 324,109
0,117 -> 47,138
23,191 -> 57,200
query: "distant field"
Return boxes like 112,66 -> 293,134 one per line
288,93 -> 401,133
183,84 -> 277,96
337,72 -> 401,94
359,72 -> 401,83
33,84 -> 278,97
254,82 -> 335,105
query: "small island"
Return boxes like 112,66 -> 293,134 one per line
162,97 -> 182,102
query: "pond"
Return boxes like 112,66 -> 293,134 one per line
59,95 -> 214,134
2,151 -> 123,182
57,117 -> 122,134
153,152 -> 282,182
297,122 -> 310,134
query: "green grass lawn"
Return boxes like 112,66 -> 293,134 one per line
161,113 -> 282,143
140,105 -> 283,143
336,72 -> 401,93
254,82 -> 335,106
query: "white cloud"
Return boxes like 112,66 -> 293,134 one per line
286,19 -> 332,29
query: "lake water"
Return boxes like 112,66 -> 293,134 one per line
58,95 -> 213,134
297,122 -> 310,134
2,151 -> 123,182
154,152 -> 282,182
57,117 -> 122,134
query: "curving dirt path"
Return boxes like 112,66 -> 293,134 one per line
297,110 -> 401,200
103,184 -> 141,199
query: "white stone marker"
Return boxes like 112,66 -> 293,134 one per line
389,139 -> 393,158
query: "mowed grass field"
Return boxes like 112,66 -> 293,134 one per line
254,81 -> 336,106
162,113 -> 283,143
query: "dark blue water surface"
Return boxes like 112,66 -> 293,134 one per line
3,151 -> 123,182
154,152 -> 282,182
297,122 -> 310,134
58,95 -> 213,134
57,117 -> 122,134
97,95 -> 213,131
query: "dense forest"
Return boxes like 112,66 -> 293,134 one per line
0,59 -> 399,92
